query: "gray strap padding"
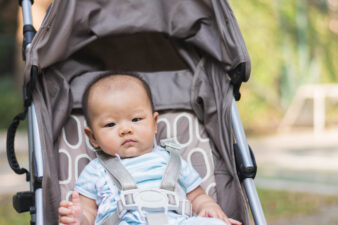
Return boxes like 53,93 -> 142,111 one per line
101,212 -> 120,225
177,200 -> 192,217
160,148 -> 181,191
146,212 -> 169,225
96,151 -> 137,190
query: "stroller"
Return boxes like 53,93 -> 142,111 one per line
7,0 -> 267,225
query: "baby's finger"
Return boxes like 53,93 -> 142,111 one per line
59,215 -> 76,224
60,200 -> 73,207
198,209 -> 206,217
217,216 -> 231,225
216,212 -> 230,224
71,191 -> 80,206
58,207 -> 72,216
200,209 -> 213,218
228,218 -> 242,225
220,215 -> 231,225
209,209 -> 222,220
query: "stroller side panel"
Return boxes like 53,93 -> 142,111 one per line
191,59 -> 251,222
32,83 -> 64,224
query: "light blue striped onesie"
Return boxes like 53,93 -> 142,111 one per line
75,146 -> 228,225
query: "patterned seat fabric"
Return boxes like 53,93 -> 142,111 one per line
58,110 -> 216,201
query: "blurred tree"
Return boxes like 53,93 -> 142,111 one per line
229,0 -> 338,130
277,0 -> 333,108
15,0 -> 51,89
0,0 -> 17,76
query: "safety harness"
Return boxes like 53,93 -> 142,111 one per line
96,139 -> 192,225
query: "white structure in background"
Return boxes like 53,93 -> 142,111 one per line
279,84 -> 338,133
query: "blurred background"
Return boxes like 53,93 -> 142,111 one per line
0,0 -> 337,224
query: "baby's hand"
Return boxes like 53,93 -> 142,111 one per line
59,191 -> 82,225
198,202 -> 242,225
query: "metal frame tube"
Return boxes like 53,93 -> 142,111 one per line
231,100 -> 253,168
22,0 -> 42,223
28,104 -> 44,225
28,107 -> 34,191
21,0 -> 33,25
31,104 -> 44,177
231,99 -> 267,225
21,0 -> 36,54
243,179 -> 267,225
27,104 -> 36,224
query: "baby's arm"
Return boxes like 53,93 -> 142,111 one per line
59,191 -> 97,225
187,186 -> 242,225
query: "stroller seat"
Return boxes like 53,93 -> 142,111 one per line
57,110 -> 217,202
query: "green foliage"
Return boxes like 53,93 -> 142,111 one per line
0,35 -> 15,74
0,76 -> 24,130
229,0 -> 338,129
257,188 -> 338,221
0,1 -> 17,75
0,195 -> 30,225
0,1 -> 336,133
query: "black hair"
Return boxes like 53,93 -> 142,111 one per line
82,72 -> 155,128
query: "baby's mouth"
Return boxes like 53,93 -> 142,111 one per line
122,139 -> 136,145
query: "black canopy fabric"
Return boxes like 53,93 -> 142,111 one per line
25,0 -> 251,224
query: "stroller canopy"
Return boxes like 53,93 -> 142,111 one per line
25,0 -> 250,81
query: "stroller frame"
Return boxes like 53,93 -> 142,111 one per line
7,1 -> 267,225
28,104 -> 44,225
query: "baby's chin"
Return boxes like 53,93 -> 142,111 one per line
119,148 -> 153,158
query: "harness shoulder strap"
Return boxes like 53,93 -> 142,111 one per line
96,151 -> 137,190
160,139 -> 182,191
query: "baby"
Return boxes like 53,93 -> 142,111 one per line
58,74 -> 241,225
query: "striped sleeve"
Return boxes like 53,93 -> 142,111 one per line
74,159 -> 100,200
178,157 -> 202,193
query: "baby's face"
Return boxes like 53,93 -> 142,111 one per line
85,76 -> 158,158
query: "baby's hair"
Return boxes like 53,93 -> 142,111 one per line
82,72 -> 155,127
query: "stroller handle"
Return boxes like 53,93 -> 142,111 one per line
6,64 -> 38,181
6,110 -> 30,181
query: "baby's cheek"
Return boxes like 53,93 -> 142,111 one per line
100,139 -> 119,153
144,129 -> 156,141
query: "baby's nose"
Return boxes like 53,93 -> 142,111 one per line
119,124 -> 133,136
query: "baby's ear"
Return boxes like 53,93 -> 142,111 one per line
153,112 -> 159,133
84,126 -> 99,148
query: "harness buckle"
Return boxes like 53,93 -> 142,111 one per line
117,189 -> 180,218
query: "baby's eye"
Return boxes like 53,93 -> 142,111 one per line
105,123 -> 116,127
132,118 -> 142,122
